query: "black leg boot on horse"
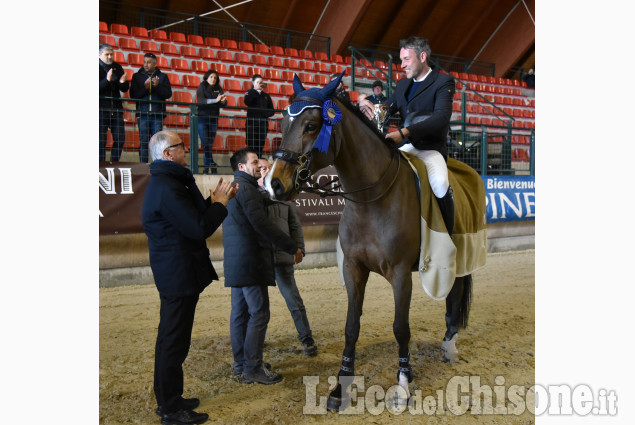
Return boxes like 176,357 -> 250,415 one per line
436,186 -> 455,237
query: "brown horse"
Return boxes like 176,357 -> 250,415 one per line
264,74 -> 474,410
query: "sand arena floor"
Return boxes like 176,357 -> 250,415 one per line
100,250 -> 535,424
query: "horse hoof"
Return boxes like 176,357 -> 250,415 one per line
441,334 -> 459,363
326,395 -> 348,412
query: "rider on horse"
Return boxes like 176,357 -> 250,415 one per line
359,36 -> 456,236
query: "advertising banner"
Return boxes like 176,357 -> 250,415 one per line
98,163 -> 534,235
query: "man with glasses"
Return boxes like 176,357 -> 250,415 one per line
142,130 -> 236,424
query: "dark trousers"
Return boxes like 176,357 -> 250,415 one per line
197,116 -> 218,167
275,265 -> 313,344
138,113 -> 164,163
230,285 -> 270,374
246,118 -> 268,157
154,294 -> 199,414
99,109 -> 126,162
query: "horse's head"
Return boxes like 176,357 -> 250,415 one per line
264,72 -> 345,201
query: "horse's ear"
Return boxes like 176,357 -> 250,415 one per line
292,73 -> 305,94
321,71 -> 346,99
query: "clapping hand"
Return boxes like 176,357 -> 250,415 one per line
211,177 -> 238,206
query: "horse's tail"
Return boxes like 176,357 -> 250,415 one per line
457,274 -> 473,329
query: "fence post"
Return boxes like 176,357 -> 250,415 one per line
189,105 -> 199,174
529,130 -> 535,176
503,121 -> 513,174
480,128 -> 488,176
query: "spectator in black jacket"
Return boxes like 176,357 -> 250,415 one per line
222,148 -> 301,385
244,74 -> 274,156
99,43 -> 129,162
130,53 -> 173,163
142,130 -> 236,425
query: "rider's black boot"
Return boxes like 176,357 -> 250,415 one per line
436,186 -> 455,237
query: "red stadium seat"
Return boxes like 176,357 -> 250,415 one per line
99,21 -> 109,33
277,99 -> 289,110
157,56 -> 169,69
100,35 -> 116,46
299,49 -> 313,59
217,117 -> 232,131
139,40 -> 160,54
332,54 -> 344,64
199,48 -> 215,60
239,41 -> 254,52
230,65 -> 247,78
232,116 -> 247,131
285,48 -> 299,58
314,74 -> 328,85
226,135 -> 247,151
210,63 -> 229,76
222,39 -> 240,51
170,59 -> 189,72
216,50 -> 233,63
299,60 -> 314,72
114,51 -> 127,65
205,37 -> 221,48
281,71 -> 294,82
235,53 -> 251,64
270,45 -> 284,56
172,91 -> 192,104
130,26 -> 149,39
266,83 -> 279,95
314,51 -> 328,62
111,23 -> 129,36
247,67 -> 264,77
252,55 -> 267,67
128,53 -> 144,67
284,59 -> 300,70
151,29 -> 169,42
161,43 -> 180,57
279,84 -> 294,97
164,113 -> 189,128
180,46 -> 198,58
191,61 -> 209,74
267,57 -> 283,68
188,34 -> 205,46
315,63 -> 329,74
182,74 -> 200,89
299,73 -> 313,85
265,69 -> 282,81
118,38 -> 139,52
169,32 -> 188,44
165,72 -> 183,89
223,79 -> 243,93
254,44 -> 270,55
211,134 -> 228,153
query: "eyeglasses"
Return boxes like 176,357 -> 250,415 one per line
165,142 -> 184,150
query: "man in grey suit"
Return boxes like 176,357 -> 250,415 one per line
359,36 -> 455,236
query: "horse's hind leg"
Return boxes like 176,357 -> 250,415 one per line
327,263 -> 369,412
442,275 -> 473,363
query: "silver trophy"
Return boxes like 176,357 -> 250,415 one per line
373,104 -> 389,133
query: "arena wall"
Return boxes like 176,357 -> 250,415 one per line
99,172 -> 533,288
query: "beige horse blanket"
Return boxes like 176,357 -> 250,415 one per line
403,154 -> 488,300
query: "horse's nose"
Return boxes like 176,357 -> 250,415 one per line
271,178 -> 288,200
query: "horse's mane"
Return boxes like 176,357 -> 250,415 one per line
336,95 -> 398,155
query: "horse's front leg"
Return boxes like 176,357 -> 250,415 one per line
442,275 -> 473,363
327,262 -> 369,412
391,267 -> 414,406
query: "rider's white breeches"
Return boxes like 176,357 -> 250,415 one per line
399,144 -> 449,198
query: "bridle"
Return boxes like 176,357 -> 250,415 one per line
273,97 -> 402,204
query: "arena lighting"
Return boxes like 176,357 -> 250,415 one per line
155,0 -> 254,31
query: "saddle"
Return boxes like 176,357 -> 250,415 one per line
402,153 -> 488,300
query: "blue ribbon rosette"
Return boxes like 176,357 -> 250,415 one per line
314,100 -> 342,153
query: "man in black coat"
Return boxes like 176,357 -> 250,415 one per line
359,36 -> 456,236
142,130 -> 236,425
130,53 -> 173,163
244,74 -> 274,157
222,148 -> 302,385
99,43 -> 129,162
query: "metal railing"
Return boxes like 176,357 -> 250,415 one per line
100,96 -> 534,176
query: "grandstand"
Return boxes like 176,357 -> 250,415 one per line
99,1 -> 534,176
